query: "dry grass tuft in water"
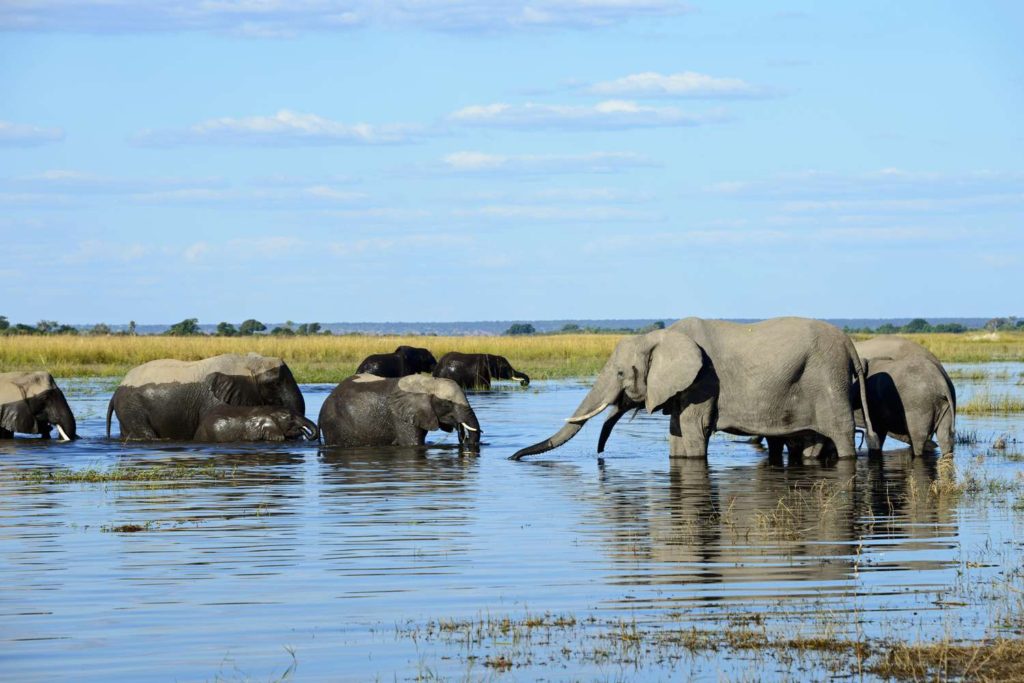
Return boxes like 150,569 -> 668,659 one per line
870,638 -> 1024,682
960,392 -> 1024,415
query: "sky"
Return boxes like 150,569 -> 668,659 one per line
1,1 -> 1022,325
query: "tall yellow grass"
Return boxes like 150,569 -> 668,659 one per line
1,330 -> 1021,383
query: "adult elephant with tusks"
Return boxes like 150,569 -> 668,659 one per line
107,353 -> 305,440
0,372 -> 77,440
511,317 -> 879,461
355,346 -> 437,378
193,405 -> 319,443
318,374 -> 481,450
432,352 -> 530,390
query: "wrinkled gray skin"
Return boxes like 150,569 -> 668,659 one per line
0,372 -> 77,440
193,405 -> 319,443
432,352 -> 530,390
107,353 -> 305,441
319,374 -> 481,451
512,317 -> 878,461
854,337 -> 956,457
355,346 -> 437,378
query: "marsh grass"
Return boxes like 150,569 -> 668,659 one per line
15,465 -> 233,484
870,638 -> 1024,681
2,331 -> 1023,382
960,391 -> 1024,415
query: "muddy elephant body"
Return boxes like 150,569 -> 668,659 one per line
107,353 -> 305,440
0,372 -> 77,440
318,374 -> 481,450
193,405 -> 319,443
355,346 -> 437,378
513,317 -> 878,461
432,352 -> 529,389
854,338 -> 956,456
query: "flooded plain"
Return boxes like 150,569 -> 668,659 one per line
2,365 -> 1023,681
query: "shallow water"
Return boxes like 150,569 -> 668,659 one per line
2,367 -> 1023,681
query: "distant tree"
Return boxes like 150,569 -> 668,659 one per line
128,320 -> 137,336
166,318 -> 202,336
239,319 -> 266,336
36,320 -> 59,334
902,318 -> 931,333
13,323 -> 39,335
0,315 -> 8,331
934,323 -> 967,333
637,320 -> 666,334
505,323 -> 536,336
270,326 -> 295,336
561,323 -> 581,333
983,317 -> 1019,332
875,323 -> 898,334
296,322 -> 321,336
89,323 -> 112,336
215,322 -> 238,337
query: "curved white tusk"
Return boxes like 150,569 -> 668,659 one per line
56,424 -> 71,441
565,402 -> 609,423
461,423 -> 479,432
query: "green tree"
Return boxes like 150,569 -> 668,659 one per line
505,323 -> 536,336
215,322 -> 238,337
270,326 -> 295,336
89,323 -> 112,336
128,320 -> 137,336
0,315 -> 8,331
561,323 -> 581,333
36,320 -> 59,334
166,318 -> 202,336
297,322 -> 321,335
902,318 -> 931,333
239,319 -> 266,336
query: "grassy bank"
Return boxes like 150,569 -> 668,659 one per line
1,331 -> 1022,382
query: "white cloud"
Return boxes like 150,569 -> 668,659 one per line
0,120 -> 64,146
62,240 -> 154,264
586,71 -> 769,98
134,110 -> 420,146
439,150 -> 657,174
449,100 -> 724,130
329,234 -> 462,256
183,242 -> 211,262
452,204 -> 661,222
0,1 -> 688,34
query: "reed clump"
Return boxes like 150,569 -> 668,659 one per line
960,391 -> 1024,415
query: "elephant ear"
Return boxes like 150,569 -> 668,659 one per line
645,332 -> 704,414
0,402 -> 36,434
207,373 -> 260,406
388,391 -> 439,432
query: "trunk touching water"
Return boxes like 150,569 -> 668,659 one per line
47,393 -> 78,440
510,368 -> 620,460
299,416 -> 319,441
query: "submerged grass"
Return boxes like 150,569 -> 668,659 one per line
15,464 -> 233,484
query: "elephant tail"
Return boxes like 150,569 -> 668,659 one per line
845,338 -> 880,451
936,379 -> 956,452
105,399 -> 114,438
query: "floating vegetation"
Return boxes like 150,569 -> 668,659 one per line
15,465 -> 234,484
871,638 -> 1024,681
955,429 -> 980,445
960,392 -> 1024,414
101,522 -> 155,533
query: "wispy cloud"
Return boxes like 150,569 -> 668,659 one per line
134,110 -> 420,146
0,120 -> 64,146
585,71 -> 772,98
0,1 -> 690,35
452,204 -> 662,222
448,100 -> 725,130
439,150 -> 658,175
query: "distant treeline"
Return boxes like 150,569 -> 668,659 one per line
843,317 -> 1024,335
3,315 -> 1021,337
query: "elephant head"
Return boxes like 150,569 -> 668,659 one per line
395,346 -> 438,374
206,354 -> 305,415
269,409 -> 320,441
0,372 -> 78,440
487,355 -> 530,387
511,330 -> 703,459
391,375 -> 481,450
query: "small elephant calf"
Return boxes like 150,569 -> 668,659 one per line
193,405 -> 319,443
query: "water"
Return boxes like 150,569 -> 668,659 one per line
2,367 -> 1023,681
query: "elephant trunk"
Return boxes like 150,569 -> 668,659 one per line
46,393 -> 78,440
514,372 -> 530,387
456,408 -> 481,451
510,367 -> 619,460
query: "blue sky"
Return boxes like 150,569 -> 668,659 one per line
2,1 -> 1021,324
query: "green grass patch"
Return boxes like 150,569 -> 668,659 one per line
960,392 -> 1024,414
16,465 -> 233,484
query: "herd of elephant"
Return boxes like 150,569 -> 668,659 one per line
0,317 -> 957,462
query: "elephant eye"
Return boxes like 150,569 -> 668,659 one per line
616,370 -> 625,378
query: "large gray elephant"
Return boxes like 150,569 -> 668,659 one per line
432,352 -> 530,390
512,317 -> 878,460
0,372 -> 77,440
318,374 -> 481,450
854,337 -> 956,456
193,405 -> 319,443
107,353 -> 305,440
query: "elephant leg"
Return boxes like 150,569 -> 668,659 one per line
936,408 -> 955,456
820,424 -> 856,459
0,427 -> 12,439
670,414 -> 710,459
767,437 -> 786,466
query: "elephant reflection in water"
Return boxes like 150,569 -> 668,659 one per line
588,450 -> 957,589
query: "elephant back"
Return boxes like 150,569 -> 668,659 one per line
120,353 -> 283,387
0,371 -> 58,404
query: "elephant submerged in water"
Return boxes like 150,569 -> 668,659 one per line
193,405 -> 319,443
318,374 -> 481,450
432,352 -> 529,390
355,346 -> 437,378
0,372 -> 77,440
512,317 -> 878,461
107,353 -> 305,440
